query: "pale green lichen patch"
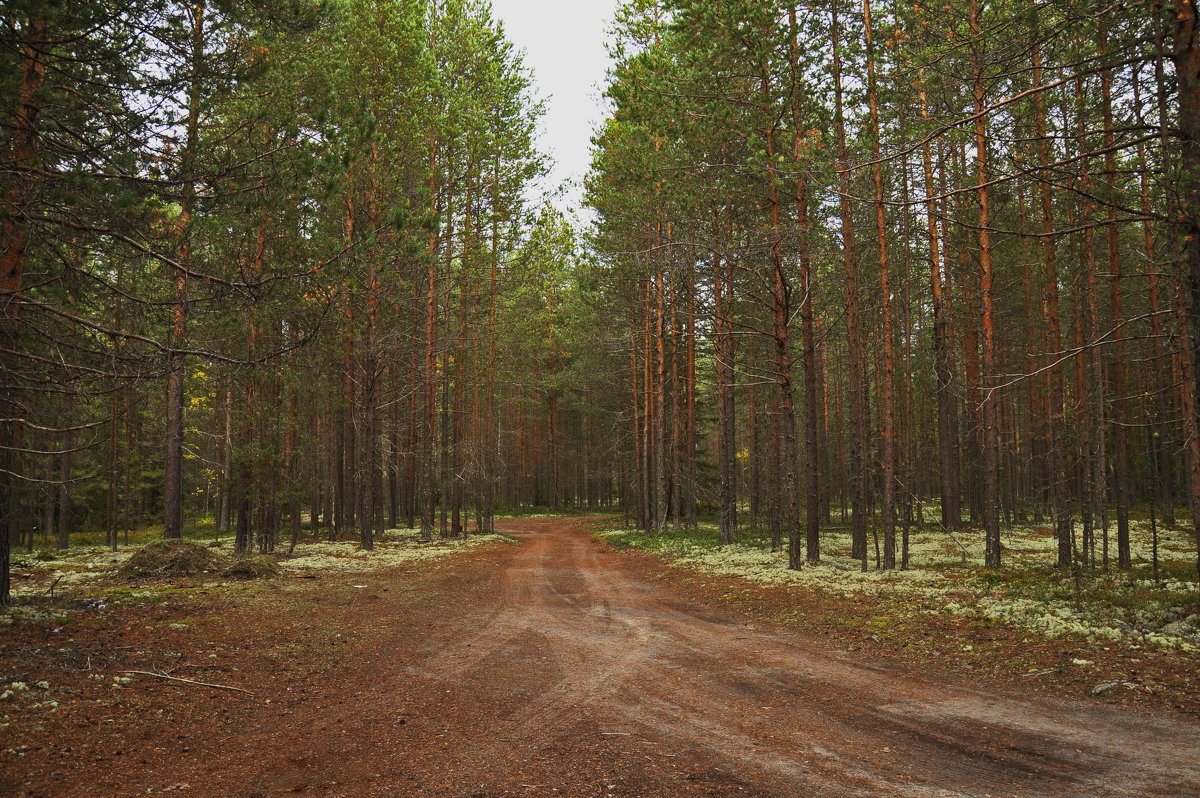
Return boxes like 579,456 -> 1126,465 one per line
599,518 -> 1200,653
281,530 -> 507,573
9,546 -> 137,597
0,681 -> 59,715
4,530 -> 508,624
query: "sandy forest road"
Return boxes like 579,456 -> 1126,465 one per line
20,516 -> 1200,797
257,516 -> 1199,798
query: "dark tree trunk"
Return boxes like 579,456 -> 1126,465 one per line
56,436 -> 70,550
921,81 -> 961,534
831,0 -> 869,568
1031,39 -> 1072,569
715,240 -> 738,546
420,171 -> 440,542
789,5 -> 821,563
1170,0 -> 1200,576
0,9 -> 46,603
164,1 -> 205,541
1100,26 -> 1132,569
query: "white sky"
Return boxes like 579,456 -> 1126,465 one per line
488,0 -> 621,212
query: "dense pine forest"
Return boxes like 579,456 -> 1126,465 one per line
0,0 -> 568,606
7,2 -> 1200,795
3,0 -> 1200,608
586,0 -> 1200,579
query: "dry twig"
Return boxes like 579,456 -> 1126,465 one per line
124,670 -> 253,696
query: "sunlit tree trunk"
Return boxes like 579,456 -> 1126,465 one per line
971,0 -> 1001,568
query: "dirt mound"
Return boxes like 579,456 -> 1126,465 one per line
222,556 -> 281,580
118,539 -> 225,580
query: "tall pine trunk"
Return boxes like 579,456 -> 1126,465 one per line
864,0 -> 896,569
1032,40 -> 1072,569
164,0 -> 205,540
920,77 -> 961,533
1169,0 -> 1200,576
790,5 -> 822,562
972,0 -> 1001,568
0,11 -> 47,604
1100,27 -> 1131,569
714,232 -> 738,546
831,0 -> 869,569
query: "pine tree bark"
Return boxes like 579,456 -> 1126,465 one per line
669,273 -> 682,529
1100,26 -> 1131,569
831,0 -> 869,568
642,278 -> 653,531
971,0 -> 1001,568
920,77 -> 961,534
1032,40 -> 1072,569
164,0 -> 205,540
0,10 -> 47,604
789,5 -> 821,563
361,259 -> 380,550
714,231 -> 738,546
1138,50 -> 1176,526
420,181 -> 439,543
653,266 -> 667,534
685,280 -> 698,528
630,332 -> 644,528
864,0 -> 896,569
754,68 -> 802,569
1074,73 -> 1110,569
1169,0 -> 1200,574
56,434 -> 70,550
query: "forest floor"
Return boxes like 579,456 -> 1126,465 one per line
2,516 -> 1200,797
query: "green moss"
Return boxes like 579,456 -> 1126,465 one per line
280,530 -> 511,574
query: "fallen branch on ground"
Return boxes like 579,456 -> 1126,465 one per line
124,670 -> 254,696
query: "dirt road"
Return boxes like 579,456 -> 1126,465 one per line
14,517 -> 1200,797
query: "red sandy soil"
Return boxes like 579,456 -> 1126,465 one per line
2,516 -> 1199,797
